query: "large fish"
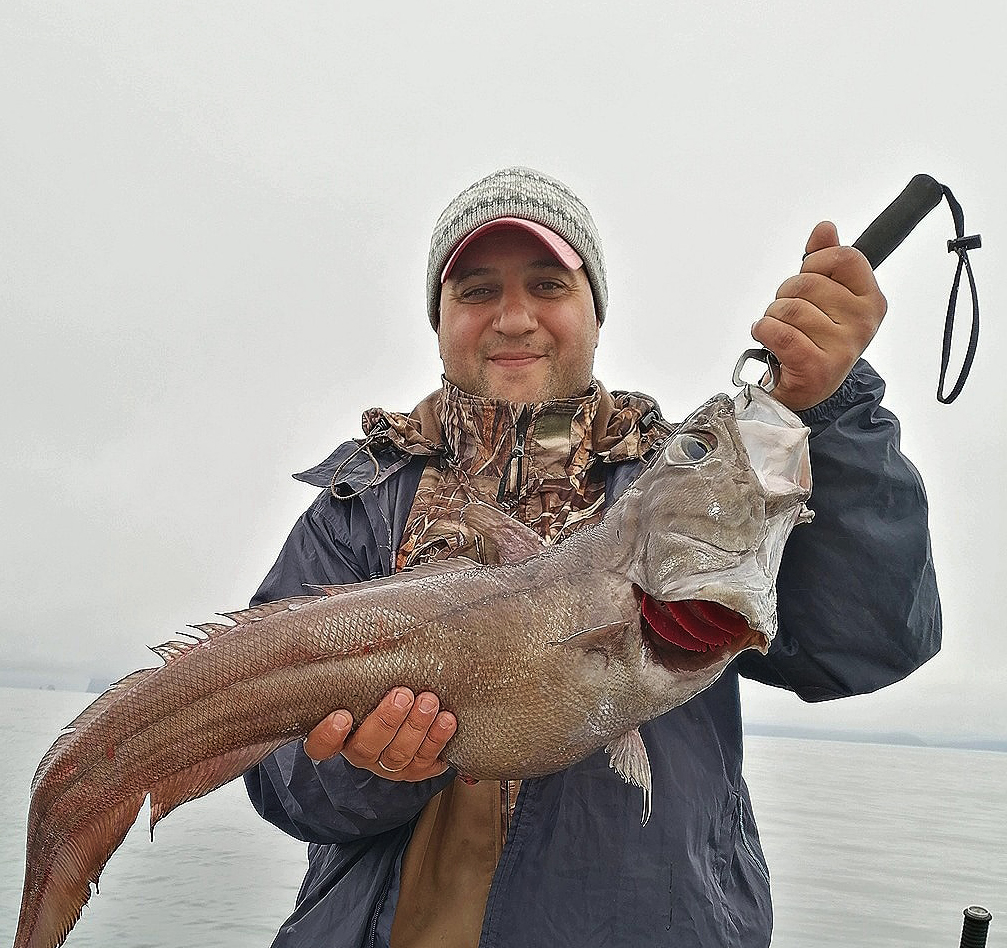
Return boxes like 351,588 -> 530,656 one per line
13,386 -> 812,948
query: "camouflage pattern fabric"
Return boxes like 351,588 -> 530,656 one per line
356,378 -> 671,571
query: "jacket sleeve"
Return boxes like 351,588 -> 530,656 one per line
735,359 -> 941,701
242,492 -> 453,845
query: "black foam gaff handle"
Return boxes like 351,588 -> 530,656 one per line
851,174 -> 945,269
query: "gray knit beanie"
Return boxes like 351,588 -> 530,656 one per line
426,166 -> 607,329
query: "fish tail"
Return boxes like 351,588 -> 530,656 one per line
14,790 -> 146,948
14,735 -> 291,948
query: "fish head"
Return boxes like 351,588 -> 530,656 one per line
623,387 -> 812,674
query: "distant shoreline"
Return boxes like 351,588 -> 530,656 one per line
745,722 -> 1007,754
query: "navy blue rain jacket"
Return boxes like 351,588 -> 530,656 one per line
244,361 -> 940,947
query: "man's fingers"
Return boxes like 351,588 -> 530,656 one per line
373,692 -> 444,772
757,219 -> 888,411
804,220 -> 839,257
802,231 -> 882,302
303,710 -> 354,762
301,689 -> 455,780
343,688 -> 416,763
410,711 -> 458,770
753,309 -> 827,359
774,271 -> 848,321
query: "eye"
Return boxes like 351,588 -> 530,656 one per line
460,285 -> 494,300
664,431 -> 716,465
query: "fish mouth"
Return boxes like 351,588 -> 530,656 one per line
635,586 -> 766,668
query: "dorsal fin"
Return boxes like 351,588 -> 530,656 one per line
149,640 -> 198,661
217,595 -> 325,626
188,621 -> 232,636
305,556 -> 480,597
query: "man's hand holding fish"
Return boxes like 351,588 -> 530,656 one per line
304,688 -> 456,782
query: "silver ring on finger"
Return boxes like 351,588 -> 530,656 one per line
377,759 -> 406,774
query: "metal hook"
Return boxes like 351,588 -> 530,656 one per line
732,348 -> 781,394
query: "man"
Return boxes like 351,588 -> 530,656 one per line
245,167 -> 939,946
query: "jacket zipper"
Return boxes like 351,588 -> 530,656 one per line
366,877 -> 391,948
500,779 -> 515,847
496,408 -> 530,503
737,798 -> 770,887
366,832 -> 406,947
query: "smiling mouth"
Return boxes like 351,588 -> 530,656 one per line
489,350 -> 544,362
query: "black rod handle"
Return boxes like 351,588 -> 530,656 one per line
959,905 -> 993,948
852,173 -> 945,269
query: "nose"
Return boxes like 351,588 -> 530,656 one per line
492,289 -> 538,335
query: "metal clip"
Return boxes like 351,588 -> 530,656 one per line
732,348 -> 781,394
329,439 -> 381,501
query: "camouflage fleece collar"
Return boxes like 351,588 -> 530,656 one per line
360,377 -> 670,471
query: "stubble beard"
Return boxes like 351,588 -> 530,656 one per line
471,343 -> 596,404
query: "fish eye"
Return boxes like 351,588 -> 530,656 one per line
664,431 -> 716,465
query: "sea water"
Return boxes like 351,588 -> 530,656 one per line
744,734 -> 1004,947
2,687 -> 1003,946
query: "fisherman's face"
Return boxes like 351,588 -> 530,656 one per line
437,228 -> 600,403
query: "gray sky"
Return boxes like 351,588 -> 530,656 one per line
2,1 -> 1004,742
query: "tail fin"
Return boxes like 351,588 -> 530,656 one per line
14,737 -> 289,948
15,790 -> 146,948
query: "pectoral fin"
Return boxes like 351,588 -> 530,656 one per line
548,622 -> 629,654
605,727 -> 653,825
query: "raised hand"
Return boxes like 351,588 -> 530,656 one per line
752,221 -> 887,411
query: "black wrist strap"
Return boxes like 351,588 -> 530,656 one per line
851,174 -> 982,404
938,185 -> 981,404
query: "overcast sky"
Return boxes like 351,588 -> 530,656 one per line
1,1 -> 1004,742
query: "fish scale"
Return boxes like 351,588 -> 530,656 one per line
13,389 -> 812,948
